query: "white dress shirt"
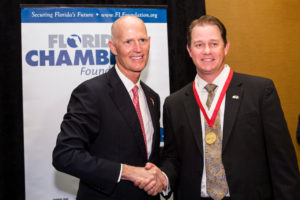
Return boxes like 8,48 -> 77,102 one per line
194,64 -> 230,197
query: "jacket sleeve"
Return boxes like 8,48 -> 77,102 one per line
261,79 -> 300,200
160,96 -> 180,197
52,82 -> 121,195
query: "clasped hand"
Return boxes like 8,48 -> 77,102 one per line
134,162 -> 167,196
122,162 -> 167,196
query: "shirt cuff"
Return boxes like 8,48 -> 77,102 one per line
161,171 -> 171,196
117,164 -> 123,182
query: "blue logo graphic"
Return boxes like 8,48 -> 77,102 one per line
67,34 -> 81,48
25,33 -> 116,75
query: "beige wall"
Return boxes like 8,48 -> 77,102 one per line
206,0 -> 300,166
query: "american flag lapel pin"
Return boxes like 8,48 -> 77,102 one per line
150,97 -> 155,106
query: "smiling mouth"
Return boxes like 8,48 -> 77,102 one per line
131,56 -> 143,60
202,58 -> 215,61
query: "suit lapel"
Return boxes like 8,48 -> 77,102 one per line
223,73 -> 243,151
106,67 -> 148,159
141,82 -> 159,160
183,84 -> 204,156
182,74 -> 243,155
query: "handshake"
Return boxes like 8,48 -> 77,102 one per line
121,162 -> 168,196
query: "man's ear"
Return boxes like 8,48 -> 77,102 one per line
108,40 -> 117,55
224,41 -> 230,56
186,44 -> 192,58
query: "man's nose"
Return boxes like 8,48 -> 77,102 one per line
133,41 -> 142,52
204,44 -> 211,54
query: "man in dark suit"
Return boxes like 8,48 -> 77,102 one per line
160,15 -> 300,200
52,15 -> 164,200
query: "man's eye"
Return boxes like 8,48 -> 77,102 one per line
140,38 -> 147,43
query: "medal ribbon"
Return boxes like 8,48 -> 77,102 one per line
193,69 -> 233,127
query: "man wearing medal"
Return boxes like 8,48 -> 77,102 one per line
160,15 -> 300,200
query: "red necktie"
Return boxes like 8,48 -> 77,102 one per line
132,86 -> 148,158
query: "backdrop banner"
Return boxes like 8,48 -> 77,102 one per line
21,6 -> 169,200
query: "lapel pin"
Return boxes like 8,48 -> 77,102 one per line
232,95 -> 239,99
150,97 -> 155,106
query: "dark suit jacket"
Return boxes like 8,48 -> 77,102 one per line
161,72 -> 300,200
53,67 -> 161,200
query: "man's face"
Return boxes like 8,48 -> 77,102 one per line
187,24 -> 229,79
109,18 -> 150,79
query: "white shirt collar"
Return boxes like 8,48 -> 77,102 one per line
195,64 -> 230,92
115,64 -> 141,92
194,64 -> 230,115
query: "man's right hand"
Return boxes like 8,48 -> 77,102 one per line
121,163 -> 167,196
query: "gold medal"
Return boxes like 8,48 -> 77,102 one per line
205,132 -> 217,144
